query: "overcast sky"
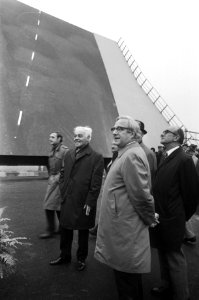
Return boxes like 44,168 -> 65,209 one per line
20,0 -> 199,132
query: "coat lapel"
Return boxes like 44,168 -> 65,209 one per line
157,147 -> 182,170
75,144 -> 92,161
69,149 -> 76,164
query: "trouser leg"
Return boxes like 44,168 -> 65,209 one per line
113,269 -> 143,300
167,249 -> 189,300
60,227 -> 73,261
158,248 -> 189,300
157,249 -> 172,287
45,209 -> 55,233
77,229 -> 89,262
56,211 -> 60,221
55,211 -> 61,232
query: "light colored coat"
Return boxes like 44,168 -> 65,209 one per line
43,144 -> 68,211
95,141 -> 155,273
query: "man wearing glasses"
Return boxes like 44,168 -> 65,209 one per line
151,126 -> 199,300
95,116 -> 157,300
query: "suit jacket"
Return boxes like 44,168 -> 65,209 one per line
151,147 -> 199,251
59,144 -> 104,230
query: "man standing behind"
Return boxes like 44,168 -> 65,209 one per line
136,120 -> 157,183
50,126 -> 104,271
89,142 -> 118,237
40,132 -> 68,239
95,116 -> 156,300
156,145 -> 164,166
151,126 -> 199,300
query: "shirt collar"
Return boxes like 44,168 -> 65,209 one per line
167,146 -> 179,156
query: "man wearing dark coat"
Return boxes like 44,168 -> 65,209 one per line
151,126 -> 199,300
50,126 -> 104,271
136,120 -> 157,184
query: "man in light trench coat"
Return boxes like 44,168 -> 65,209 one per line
39,132 -> 68,239
95,116 -> 158,300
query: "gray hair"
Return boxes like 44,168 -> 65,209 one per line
74,126 -> 92,141
116,116 -> 141,140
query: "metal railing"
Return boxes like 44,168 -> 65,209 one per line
117,38 -> 199,146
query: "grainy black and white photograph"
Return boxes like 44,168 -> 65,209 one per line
0,0 -> 198,299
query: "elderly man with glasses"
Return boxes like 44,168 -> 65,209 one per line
150,126 -> 199,300
95,115 -> 157,300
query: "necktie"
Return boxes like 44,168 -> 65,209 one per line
161,151 -> 168,162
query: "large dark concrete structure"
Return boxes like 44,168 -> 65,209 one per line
0,0 -> 118,163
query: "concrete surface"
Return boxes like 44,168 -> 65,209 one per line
0,179 -> 198,300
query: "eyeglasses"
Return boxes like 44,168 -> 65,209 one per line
162,130 -> 177,136
111,126 -> 131,132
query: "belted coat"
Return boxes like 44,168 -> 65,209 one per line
59,144 -> 104,230
95,142 -> 155,273
151,147 -> 199,251
43,144 -> 68,211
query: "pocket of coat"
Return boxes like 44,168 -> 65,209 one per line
113,193 -> 118,215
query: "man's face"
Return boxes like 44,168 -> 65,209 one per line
49,133 -> 60,146
160,126 -> 178,146
111,119 -> 133,149
74,129 -> 89,149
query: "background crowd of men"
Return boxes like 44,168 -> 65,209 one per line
39,116 -> 199,300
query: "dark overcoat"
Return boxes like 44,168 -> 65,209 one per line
151,147 -> 199,251
59,144 -> 104,230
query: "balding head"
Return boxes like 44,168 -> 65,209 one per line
160,126 -> 184,147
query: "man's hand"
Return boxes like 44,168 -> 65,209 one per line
150,213 -> 160,228
84,205 -> 91,216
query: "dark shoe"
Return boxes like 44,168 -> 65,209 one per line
39,232 -> 53,239
76,260 -> 86,271
151,286 -> 172,296
183,236 -> 196,244
49,257 -> 71,266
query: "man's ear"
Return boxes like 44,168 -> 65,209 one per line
174,134 -> 180,143
130,131 -> 136,139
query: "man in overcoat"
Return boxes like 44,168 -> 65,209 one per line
136,120 -> 157,184
95,116 -> 157,300
50,126 -> 104,271
151,126 -> 199,300
40,132 -> 68,239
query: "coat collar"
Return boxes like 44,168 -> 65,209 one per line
117,141 -> 139,158
70,144 -> 92,162
158,146 -> 183,169
49,143 -> 62,157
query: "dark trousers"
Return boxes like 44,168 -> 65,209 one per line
113,270 -> 143,300
60,227 -> 89,262
45,209 -> 60,233
158,248 -> 189,300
